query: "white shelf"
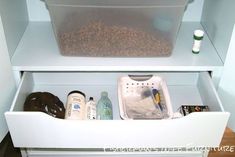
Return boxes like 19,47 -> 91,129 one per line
11,22 -> 223,71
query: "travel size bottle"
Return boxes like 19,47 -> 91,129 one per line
86,97 -> 96,120
192,29 -> 204,54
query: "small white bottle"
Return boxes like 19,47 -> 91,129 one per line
86,97 -> 96,120
192,29 -> 204,54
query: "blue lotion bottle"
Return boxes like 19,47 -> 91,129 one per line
96,91 -> 113,120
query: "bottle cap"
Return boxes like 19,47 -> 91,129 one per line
68,90 -> 86,97
101,91 -> 108,97
89,97 -> 94,101
193,30 -> 204,40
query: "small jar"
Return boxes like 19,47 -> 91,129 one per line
65,90 -> 86,120
192,30 -> 204,54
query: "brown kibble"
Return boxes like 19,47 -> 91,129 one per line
58,21 -> 172,57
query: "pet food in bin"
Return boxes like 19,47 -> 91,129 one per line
118,75 -> 173,119
45,0 -> 189,57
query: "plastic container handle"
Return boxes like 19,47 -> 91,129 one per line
128,75 -> 153,81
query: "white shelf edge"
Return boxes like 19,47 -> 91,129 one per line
12,65 -> 223,72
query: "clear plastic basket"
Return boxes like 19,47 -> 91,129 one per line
118,75 -> 173,119
45,0 -> 189,57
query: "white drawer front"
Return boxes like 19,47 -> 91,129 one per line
5,72 -> 229,148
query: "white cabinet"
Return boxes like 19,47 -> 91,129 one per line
217,25 -> 235,131
0,0 -> 235,157
201,0 -> 235,130
0,15 -> 16,142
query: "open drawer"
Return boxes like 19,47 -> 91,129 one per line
5,72 -> 229,148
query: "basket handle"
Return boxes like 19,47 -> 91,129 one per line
128,75 -> 153,81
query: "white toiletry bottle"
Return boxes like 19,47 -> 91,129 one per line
86,97 -> 96,120
192,29 -> 204,54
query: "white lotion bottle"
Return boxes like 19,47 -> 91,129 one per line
86,97 -> 96,120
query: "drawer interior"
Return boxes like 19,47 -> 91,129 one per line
11,72 -> 224,116
5,72 -> 229,148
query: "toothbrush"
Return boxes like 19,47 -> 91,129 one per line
152,89 -> 163,111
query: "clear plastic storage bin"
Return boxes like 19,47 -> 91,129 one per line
45,0 -> 188,57
118,75 -> 173,119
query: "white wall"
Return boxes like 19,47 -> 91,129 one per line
0,16 -> 16,141
183,0 -> 204,22
0,0 -> 28,58
218,25 -> 235,131
201,0 -> 235,63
